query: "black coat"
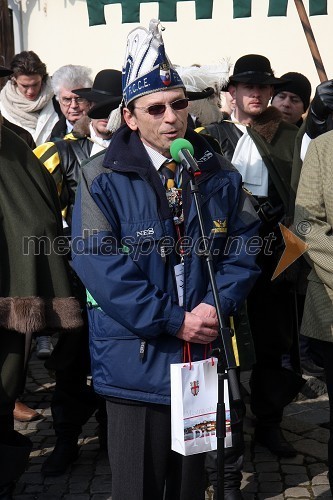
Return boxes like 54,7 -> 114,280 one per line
2,117 -> 36,149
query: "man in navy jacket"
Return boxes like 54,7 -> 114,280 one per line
72,19 -> 260,500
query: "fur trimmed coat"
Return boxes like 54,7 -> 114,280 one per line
0,116 -> 83,334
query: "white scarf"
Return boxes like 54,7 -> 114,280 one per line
231,126 -> 268,197
0,77 -> 54,130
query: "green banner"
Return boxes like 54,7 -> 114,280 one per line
86,0 -> 329,25
233,0 -> 327,18
159,0 -> 213,22
86,0 -> 213,26
268,0 -> 288,17
268,0 -> 327,17
233,0 -> 251,18
309,0 -> 327,15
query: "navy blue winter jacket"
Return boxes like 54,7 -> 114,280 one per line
71,125 -> 260,405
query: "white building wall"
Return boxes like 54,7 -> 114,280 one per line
15,0 -> 333,96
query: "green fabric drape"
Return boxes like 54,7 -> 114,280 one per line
233,0 -> 251,18
86,0 -> 329,25
159,0 -> 213,22
309,0 -> 327,16
87,0 -> 327,26
268,0 -> 288,16
233,0 -> 328,18
86,0 -> 213,26
268,0 -> 327,17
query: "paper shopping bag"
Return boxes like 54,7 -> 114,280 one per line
171,358 -> 232,456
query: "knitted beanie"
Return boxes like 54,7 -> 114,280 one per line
273,72 -> 311,111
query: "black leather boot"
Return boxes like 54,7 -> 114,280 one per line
41,439 -> 79,476
207,450 -> 244,500
0,482 -> 15,500
224,490 -> 243,500
0,431 -> 32,497
213,487 -> 243,500
254,426 -> 296,457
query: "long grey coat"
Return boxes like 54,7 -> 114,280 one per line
294,130 -> 333,342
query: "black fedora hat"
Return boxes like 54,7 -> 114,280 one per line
88,95 -> 122,119
73,69 -> 122,104
227,54 -> 284,87
0,65 -> 13,77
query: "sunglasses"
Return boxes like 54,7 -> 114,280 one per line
134,98 -> 189,116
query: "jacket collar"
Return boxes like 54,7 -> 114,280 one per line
250,106 -> 287,144
103,124 -> 220,181
103,125 -> 223,221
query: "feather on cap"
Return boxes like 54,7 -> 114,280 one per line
176,62 -> 231,126
176,62 -> 230,98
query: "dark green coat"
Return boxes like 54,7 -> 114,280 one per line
247,107 -> 299,212
0,119 -> 82,334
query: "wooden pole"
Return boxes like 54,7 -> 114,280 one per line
294,0 -> 327,82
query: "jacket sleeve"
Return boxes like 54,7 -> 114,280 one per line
34,142 -> 63,197
294,136 -> 333,290
71,172 -> 185,340
202,176 -> 261,315
34,139 -> 76,221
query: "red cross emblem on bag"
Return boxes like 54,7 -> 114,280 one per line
190,380 -> 199,396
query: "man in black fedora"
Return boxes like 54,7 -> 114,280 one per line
201,55 -> 304,465
34,69 -> 123,477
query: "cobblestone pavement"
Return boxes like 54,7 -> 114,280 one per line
13,344 -> 332,499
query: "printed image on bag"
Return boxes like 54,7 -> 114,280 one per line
171,357 -> 232,456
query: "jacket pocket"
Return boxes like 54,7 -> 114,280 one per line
88,307 -> 182,401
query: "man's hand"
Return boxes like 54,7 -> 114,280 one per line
191,303 -> 217,319
176,308 -> 219,344
307,80 -> 333,139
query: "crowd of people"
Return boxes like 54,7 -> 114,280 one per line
1,17 -> 333,500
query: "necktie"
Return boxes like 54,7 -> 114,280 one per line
160,160 -> 177,189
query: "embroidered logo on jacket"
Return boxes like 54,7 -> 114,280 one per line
197,150 -> 213,163
211,219 -> 227,234
136,228 -> 155,237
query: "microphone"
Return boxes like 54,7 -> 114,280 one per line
170,138 -> 200,175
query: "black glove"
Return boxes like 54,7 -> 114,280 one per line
306,79 -> 333,139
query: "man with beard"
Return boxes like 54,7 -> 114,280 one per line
201,55 -> 303,460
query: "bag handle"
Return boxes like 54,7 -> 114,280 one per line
183,342 -> 215,369
204,343 -> 215,366
182,342 -> 192,368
